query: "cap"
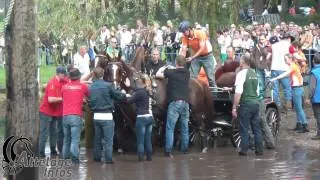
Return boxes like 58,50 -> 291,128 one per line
56,66 -> 67,75
68,68 -> 81,80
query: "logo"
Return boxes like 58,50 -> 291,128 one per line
2,136 -> 33,175
1,136 -> 73,178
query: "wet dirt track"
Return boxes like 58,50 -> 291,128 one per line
63,108 -> 320,180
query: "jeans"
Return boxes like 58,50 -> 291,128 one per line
135,116 -> 154,158
238,103 -> 263,153
190,54 -> 217,87
56,118 -> 64,153
93,120 -> 114,162
62,115 -> 83,163
256,69 -> 266,98
258,101 -> 275,148
38,113 -> 60,156
271,70 -> 292,106
292,87 -> 307,125
165,101 -> 190,153
312,103 -> 320,135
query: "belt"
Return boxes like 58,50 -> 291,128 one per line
292,85 -> 303,89
199,52 -> 212,57
137,114 -> 153,117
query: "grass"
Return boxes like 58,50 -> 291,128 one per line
0,65 -> 57,88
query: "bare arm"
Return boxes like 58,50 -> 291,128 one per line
179,45 -> 188,57
48,97 -> 62,103
155,66 -> 167,79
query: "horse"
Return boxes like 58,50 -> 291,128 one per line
96,48 -> 215,152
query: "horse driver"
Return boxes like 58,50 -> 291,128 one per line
178,21 -> 217,87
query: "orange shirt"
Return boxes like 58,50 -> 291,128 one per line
181,29 -> 213,56
290,63 -> 303,87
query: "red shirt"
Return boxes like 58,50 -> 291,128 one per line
61,80 -> 89,116
39,76 -> 68,116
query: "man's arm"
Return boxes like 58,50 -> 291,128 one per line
155,66 -> 167,79
189,40 -> 206,60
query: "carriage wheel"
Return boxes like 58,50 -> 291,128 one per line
189,125 -> 203,149
231,119 -> 241,148
266,107 -> 280,140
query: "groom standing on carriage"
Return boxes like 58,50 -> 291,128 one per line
178,21 -> 217,88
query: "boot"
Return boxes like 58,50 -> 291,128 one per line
292,122 -> 302,131
297,124 -> 309,133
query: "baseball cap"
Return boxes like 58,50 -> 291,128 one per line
56,66 -> 67,75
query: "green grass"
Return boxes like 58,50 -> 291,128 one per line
0,65 -> 57,88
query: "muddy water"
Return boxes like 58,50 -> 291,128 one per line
59,138 -> 319,180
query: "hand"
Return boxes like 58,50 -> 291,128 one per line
223,87 -> 232,91
121,89 -> 126,94
126,94 -> 131,98
269,78 -> 276,82
232,109 -> 237,119
186,57 -> 194,62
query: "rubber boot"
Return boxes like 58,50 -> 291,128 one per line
292,122 -> 302,131
297,124 -> 309,133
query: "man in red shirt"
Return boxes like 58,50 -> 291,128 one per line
61,68 -> 89,163
39,66 -> 68,157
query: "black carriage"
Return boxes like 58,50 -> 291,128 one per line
207,83 -> 281,149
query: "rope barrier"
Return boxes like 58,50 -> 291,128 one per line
4,0 -> 15,31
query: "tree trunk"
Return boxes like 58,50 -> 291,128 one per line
254,0 -> 265,15
143,0 -> 149,25
5,0 -> 39,179
168,0 -> 175,19
230,0 -> 240,25
101,0 -> 106,13
281,0 -> 288,14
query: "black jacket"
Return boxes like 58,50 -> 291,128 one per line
89,79 -> 125,113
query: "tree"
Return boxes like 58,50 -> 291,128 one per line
5,0 -> 39,179
281,0 -> 289,14
254,0 -> 266,15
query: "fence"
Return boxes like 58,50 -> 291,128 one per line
252,14 -> 281,25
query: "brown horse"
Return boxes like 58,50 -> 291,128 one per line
99,48 -> 215,152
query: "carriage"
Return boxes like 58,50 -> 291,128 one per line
205,82 -> 281,149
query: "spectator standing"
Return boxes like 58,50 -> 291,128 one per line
271,54 -> 309,133
61,68 -> 89,163
310,53 -> 320,140
73,45 -> 90,78
127,74 -> 154,161
270,33 -> 292,111
88,67 -> 126,164
39,66 -> 68,157
156,55 -> 190,157
232,54 -> 263,156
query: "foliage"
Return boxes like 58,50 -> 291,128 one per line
282,13 -> 320,25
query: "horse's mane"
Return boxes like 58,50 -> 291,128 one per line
130,47 -> 145,72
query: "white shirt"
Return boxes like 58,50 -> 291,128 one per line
153,29 -> 164,46
218,35 -> 232,54
235,69 -> 259,95
241,39 -> 254,50
271,40 -> 290,71
73,52 -> 90,75
120,30 -> 132,49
